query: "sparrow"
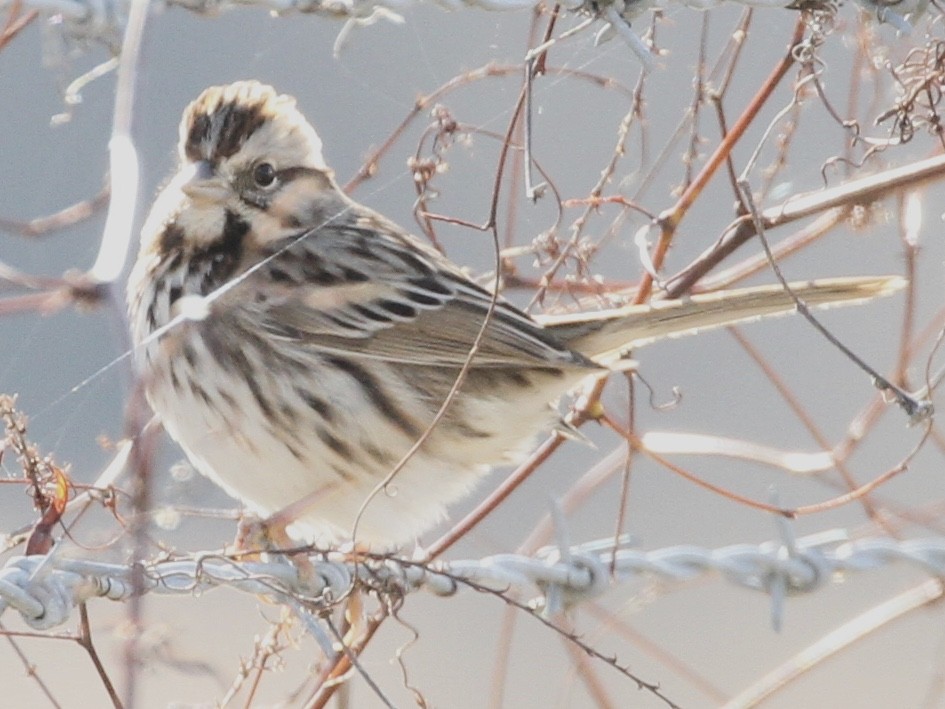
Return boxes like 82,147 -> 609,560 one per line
128,81 -> 903,546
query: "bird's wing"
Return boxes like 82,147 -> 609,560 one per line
246,219 -> 596,371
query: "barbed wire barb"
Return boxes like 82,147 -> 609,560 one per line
4,531 -> 945,633
2,0 -> 931,69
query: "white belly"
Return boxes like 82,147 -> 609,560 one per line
142,323 -> 571,546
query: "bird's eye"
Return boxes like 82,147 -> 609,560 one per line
252,162 -> 277,188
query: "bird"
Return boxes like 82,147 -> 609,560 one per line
127,81 -> 903,547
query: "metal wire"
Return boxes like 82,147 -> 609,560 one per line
1,0 -> 928,68
3,530 -> 945,631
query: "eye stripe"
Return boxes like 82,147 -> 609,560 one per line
237,166 -> 329,213
185,210 -> 248,294
277,166 -> 324,182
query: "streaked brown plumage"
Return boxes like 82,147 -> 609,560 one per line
128,81 -> 904,546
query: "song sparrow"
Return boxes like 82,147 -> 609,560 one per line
128,81 -> 902,546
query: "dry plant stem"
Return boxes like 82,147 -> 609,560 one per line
338,24 -> 606,544
843,45 -> 867,173
522,5 -> 560,201
0,283 -> 106,317
0,185 -> 110,237
682,14 -> 712,190
112,0 -> 155,707
0,622 -> 64,708
722,579 -> 945,709
428,430 -> 568,556
844,21 -> 874,164
611,417 -> 919,517
558,614 -> 617,709
413,122 -> 570,253
517,444 -> 627,555
809,73 -> 859,147
77,603 -> 122,709
218,610 -> 293,706
639,20 -> 806,302
788,457 -> 914,516
488,605 -> 519,709
122,385 -> 158,708
585,603 -> 728,704
0,0 -> 36,52
502,271 -> 635,295
739,181 -> 929,420
323,615 -> 395,708
303,183 -> 493,709
428,376 -> 608,558
348,118 -> 516,542
897,191 -> 920,385
424,60 -> 566,556
388,611 -> 426,707
0,262 -> 64,290
305,610 -> 386,709
898,305 -> 945,438
342,64 -> 512,194
611,375 -> 635,574
314,24 -> 558,703
667,151 -> 945,297
341,64 -> 630,195
713,10 -> 752,97
728,328 -> 891,533
711,85 -> 744,209
922,630 -> 945,709
499,16 -> 536,252
490,445 -> 630,706
428,572 -> 680,708
609,417 -> 792,515
411,121 -> 451,248
0,628 -> 78,640
92,0 -> 145,288
694,208 -> 846,291
854,499 -> 945,541
626,10 -> 748,208
532,3 -> 557,76
754,72 -> 803,202
831,373 -> 945,531
0,395 -> 50,510
526,82 -> 645,310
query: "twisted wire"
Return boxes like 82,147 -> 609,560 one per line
0,0 -> 925,66
3,531 -> 945,631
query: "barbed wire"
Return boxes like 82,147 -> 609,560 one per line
3,0 -> 929,71
2,530 -> 944,635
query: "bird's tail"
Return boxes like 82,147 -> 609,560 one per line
536,276 -> 905,360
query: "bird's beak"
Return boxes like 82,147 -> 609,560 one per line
179,160 -> 230,203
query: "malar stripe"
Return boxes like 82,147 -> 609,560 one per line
194,210 -> 249,294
